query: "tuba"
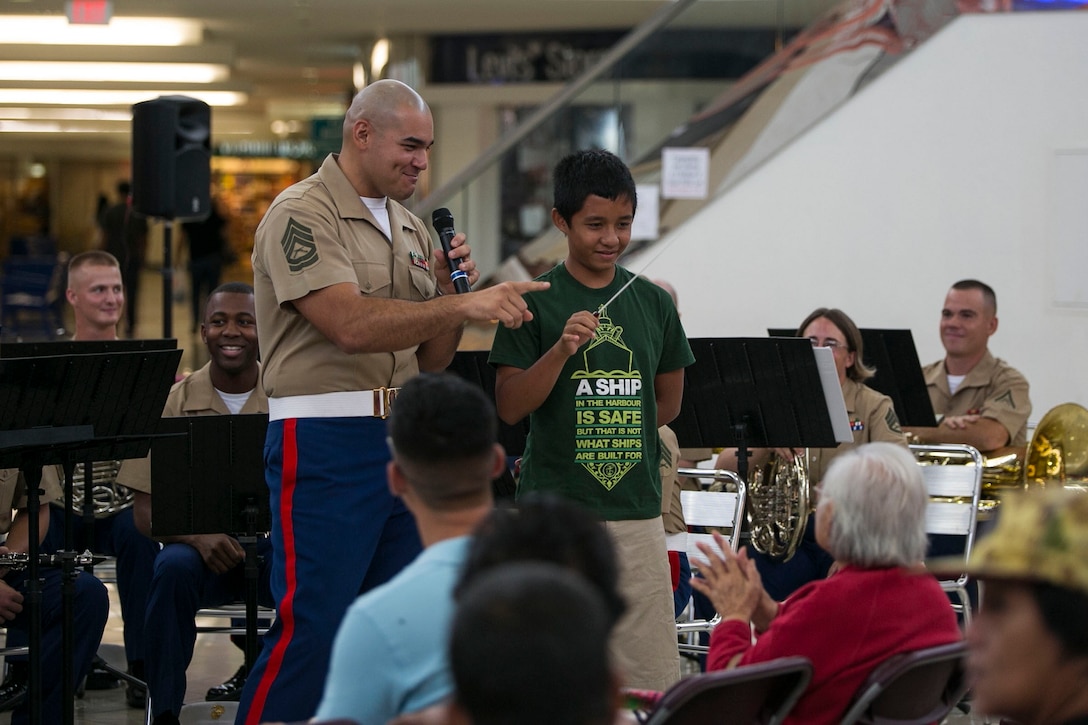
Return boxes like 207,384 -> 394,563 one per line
746,450 -> 811,561
1024,402 -> 1088,492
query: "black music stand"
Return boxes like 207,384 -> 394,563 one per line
670,337 -> 852,485
3,338 -> 180,557
0,347 -> 179,725
857,329 -> 936,427
150,414 -> 270,673
767,327 -> 936,427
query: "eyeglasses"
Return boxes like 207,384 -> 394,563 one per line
807,337 -> 848,350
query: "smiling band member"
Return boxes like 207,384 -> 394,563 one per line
119,282 -> 273,725
904,279 -> 1031,453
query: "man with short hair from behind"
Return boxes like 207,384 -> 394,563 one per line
447,562 -> 620,725
313,372 -> 503,724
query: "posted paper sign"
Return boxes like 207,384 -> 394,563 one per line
662,147 -> 710,200
631,183 -> 659,241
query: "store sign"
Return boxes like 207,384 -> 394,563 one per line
214,139 -> 317,160
431,28 -> 779,85
431,31 -> 624,84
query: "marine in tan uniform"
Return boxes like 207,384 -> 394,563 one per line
238,79 -> 547,724
35,250 -> 158,706
905,280 -> 1031,452
118,283 -> 271,725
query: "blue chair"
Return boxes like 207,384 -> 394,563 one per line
1,254 -> 65,339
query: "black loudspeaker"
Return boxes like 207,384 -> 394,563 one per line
131,95 -> 211,220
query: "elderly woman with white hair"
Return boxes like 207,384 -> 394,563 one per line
691,442 -> 961,724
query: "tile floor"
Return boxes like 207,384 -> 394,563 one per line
0,583 -> 244,724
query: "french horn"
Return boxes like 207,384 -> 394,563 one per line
747,450 -> 811,561
69,460 -> 134,519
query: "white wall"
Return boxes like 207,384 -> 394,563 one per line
637,11 -> 1088,426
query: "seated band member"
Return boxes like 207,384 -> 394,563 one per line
904,279 -> 1031,453
716,308 -> 907,600
694,443 -> 960,724
118,283 -> 273,725
0,469 -> 108,725
22,250 -> 160,708
953,488 -> 1088,725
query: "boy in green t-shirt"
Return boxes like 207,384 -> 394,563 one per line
489,149 -> 694,692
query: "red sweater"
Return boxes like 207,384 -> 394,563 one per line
707,565 -> 961,724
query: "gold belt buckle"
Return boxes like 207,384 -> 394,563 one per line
373,386 -> 400,419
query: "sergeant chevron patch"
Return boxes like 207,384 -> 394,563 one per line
281,217 -> 318,272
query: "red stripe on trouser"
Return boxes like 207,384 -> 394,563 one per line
245,418 -> 299,725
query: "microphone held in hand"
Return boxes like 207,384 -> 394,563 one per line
431,207 -> 472,294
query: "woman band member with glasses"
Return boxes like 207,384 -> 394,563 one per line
715,308 -> 908,601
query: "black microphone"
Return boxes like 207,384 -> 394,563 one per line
431,207 -> 472,294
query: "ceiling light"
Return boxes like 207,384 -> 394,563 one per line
0,61 -> 229,84
0,107 -> 131,121
0,16 -> 203,46
371,39 -> 390,79
0,89 -> 247,106
0,120 -> 129,133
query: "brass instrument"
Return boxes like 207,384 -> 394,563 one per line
1024,402 -> 1088,492
915,445 -> 1024,518
913,402 -> 1088,516
747,450 -> 811,561
69,460 -> 134,519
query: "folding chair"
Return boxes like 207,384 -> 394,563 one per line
839,640 -> 969,725
640,656 -> 812,725
912,444 -> 983,627
670,467 -> 746,655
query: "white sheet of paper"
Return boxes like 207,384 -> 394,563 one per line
662,147 -> 710,200
812,346 -> 854,444
631,183 -> 659,241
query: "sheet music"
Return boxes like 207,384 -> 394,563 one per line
812,347 -> 854,444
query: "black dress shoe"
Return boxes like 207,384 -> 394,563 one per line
205,664 -> 247,702
126,680 -> 147,709
83,668 -> 121,690
0,671 -> 27,713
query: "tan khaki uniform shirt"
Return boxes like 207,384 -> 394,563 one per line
658,426 -> 715,535
0,468 -> 60,535
252,154 -> 440,399
922,350 -> 1031,447
116,363 -> 268,495
807,377 -> 907,483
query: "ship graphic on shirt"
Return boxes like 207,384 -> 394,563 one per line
571,314 -> 643,491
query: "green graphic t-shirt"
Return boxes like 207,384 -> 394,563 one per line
489,263 -> 694,520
